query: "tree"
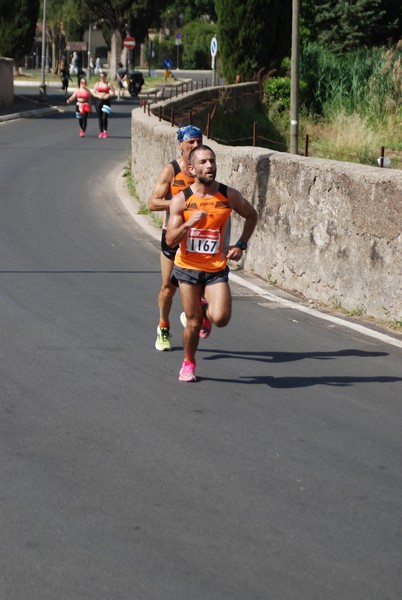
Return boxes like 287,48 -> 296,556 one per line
160,0 -> 216,30
71,0 -> 169,77
41,0 -> 72,74
215,0 -> 292,83
314,0 -> 401,52
0,0 -> 40,62
181,20 -> 216,69
300,0 -> 319,44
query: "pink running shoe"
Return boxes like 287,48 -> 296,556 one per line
103,131 -> 109,138
199,298 -> 212,339
98,132 -> 104,138
179,360 -> 197,382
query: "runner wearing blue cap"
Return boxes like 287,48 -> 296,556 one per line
148,125 -> 203,351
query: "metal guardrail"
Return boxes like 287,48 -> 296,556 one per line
139,78 -> 213,108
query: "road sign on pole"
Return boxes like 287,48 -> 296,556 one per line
175,33 -> 182,70
210,36 -> 218,57
123,36 -> 136,50
210,36 -> 218,85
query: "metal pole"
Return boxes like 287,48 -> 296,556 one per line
290,0 -> 300,154
40,0 -> 47,100
379,145 -> 385,167
87,24 -> 92,78
304,134 -> 309,157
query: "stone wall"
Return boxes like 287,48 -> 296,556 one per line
131,86 -> 402,322
0,57 -> 14,106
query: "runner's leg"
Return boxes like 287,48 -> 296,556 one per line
204,281 -> 232,327
178,283 -> 204,362
158,252 -> 176,324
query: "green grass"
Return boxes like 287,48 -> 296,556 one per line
123,161 -> 163,229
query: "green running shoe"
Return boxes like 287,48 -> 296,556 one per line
155,325 -> 171,351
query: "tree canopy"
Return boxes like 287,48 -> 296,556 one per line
302,0 -> 402,51
0,0 -> 40,61
215,0 -> 292,83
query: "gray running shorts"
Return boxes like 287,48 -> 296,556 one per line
172,265 -> 229,286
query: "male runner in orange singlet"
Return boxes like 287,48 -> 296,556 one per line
166,145 -> 258,382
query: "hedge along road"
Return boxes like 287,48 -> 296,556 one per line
1,97 -> 402,600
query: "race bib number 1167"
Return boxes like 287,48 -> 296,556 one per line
186,228 -> 220,254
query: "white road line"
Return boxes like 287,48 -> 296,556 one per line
230,273 -> 402,350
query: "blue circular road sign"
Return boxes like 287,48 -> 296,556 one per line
210,36 -> 218,57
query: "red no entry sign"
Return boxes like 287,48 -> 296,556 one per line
123,37 -> 136,49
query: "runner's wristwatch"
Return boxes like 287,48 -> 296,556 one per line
235,240 -> 247,251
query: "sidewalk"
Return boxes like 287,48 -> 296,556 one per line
0,81 -> 65,122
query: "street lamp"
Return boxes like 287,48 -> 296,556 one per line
40,0 -> 47,101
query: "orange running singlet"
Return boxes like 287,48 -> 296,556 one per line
163,160 -> 195,228
174,183 -> 232,273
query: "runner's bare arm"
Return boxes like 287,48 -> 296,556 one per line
66,91 -> 77,104
226,188 -> 258,261
165,193 -> 207,247
147,164 -> 174,211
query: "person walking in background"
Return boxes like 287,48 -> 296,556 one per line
66,77 -> 92,137
92,71 -> 115,138
60,60 -> 70,95
69,51 -> 79,76
116,62 -> 128,100
166,145 -> 258,382
148,125 -> 203,351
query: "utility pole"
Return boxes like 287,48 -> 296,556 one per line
39,0 -> 47,101
87,23 -> 92,79
290,0 -> 300,154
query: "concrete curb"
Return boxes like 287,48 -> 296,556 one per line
0,105 -> 60,123
113,164 -> 160,243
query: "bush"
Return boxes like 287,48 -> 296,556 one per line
263,77 -> 291,112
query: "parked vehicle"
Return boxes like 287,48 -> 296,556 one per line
128,71 -> 145,96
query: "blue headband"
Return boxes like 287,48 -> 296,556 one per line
177,125 -> 202,142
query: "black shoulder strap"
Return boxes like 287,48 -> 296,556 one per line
183,187 -> 193,201
170,160 -> 181,176
218,183 -> 228,198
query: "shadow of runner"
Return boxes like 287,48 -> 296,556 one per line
196,374 -> 402,388
201,348 -> 389,363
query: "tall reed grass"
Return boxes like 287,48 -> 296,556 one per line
301,41 -> 402,120
263,41 -> 402,167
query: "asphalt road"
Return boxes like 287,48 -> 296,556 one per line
1,90 -> 402,600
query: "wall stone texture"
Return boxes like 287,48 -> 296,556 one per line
131,87 -> 402,322
0,58 -> 14,106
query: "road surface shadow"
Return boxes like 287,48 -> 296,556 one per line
202,348 -> 389,363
